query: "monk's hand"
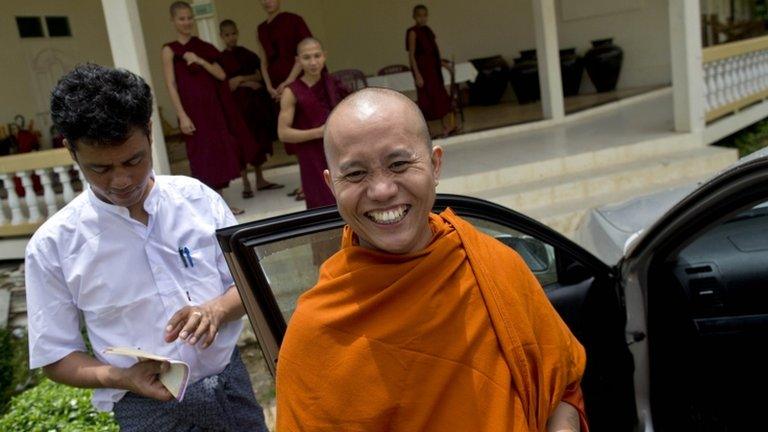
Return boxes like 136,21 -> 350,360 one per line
275,81 -> 288,96
229,76 -> 243,91
183,51 -> 201,66
117,360 -> 173,401
179,114 -> 196,135
415,74 -> 425,88
267,85 -> 279,99
241,81 -> 262,90
546,401 -> 580,432
164,301 -> 222,349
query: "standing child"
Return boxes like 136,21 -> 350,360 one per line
219,19 -> 283,196
407,4 -> 455,137
161,1 -> 256,213
277,38 -> 347,208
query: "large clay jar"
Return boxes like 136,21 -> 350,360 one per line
468,55 -> 510,105
560,48 -> 583,97
509,49 -> 540,104
584,38 -> 623,92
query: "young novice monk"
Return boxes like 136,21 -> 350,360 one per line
277,38 -> 347,208
161,1 -> 256,213
407,4 -> 456,137
219,18 -> 283,196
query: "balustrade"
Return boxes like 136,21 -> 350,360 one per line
0,149 -> 81,237
703,35 -> 768,122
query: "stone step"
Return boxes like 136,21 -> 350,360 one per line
437,133 -> 702,194
516,147 -> 739,237
475,145 -> 736,213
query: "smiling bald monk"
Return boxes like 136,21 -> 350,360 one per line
275,88 -> 588,432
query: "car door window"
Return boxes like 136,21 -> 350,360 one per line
253,228 -> 342,323
465,216 -> 558,286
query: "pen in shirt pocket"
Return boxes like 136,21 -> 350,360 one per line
178,247 -> 188,268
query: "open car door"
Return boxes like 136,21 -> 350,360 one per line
619,149 -> 768,431
217,194 -> 638,430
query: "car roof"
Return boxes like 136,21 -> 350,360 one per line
575,146 -> 768,265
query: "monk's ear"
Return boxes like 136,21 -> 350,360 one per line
323,169 -> 335,196
430,145 -> 443,182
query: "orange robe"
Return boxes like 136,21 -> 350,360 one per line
277,209 -> 588,431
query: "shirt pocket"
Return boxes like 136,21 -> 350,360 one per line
179,242 -> 225,304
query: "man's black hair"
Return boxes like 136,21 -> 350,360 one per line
413,4 -> 428,16
50,63 -> 152,151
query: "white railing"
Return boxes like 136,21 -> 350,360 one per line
703,34 -> 768,122
0,149 -> 81,237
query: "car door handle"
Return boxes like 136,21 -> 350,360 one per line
626,331 -> 646,345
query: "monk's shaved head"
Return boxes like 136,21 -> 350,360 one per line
297,37 -> 323,53
324,88 -> 431,166
321,87 -> 443,255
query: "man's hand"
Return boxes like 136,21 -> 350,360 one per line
165,301 -> 223,349
182,51 -> 201,66
116,360 -> 173,401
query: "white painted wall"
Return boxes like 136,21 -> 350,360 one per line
0,0 -> 113,147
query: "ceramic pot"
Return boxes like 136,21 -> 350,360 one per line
560,48 -> 583,96
584,38 -> 623,92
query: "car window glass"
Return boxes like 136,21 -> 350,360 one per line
464,216 -> 558,286
253,228 -> 342,323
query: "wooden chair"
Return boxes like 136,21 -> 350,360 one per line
331,69 -> 368,93
377,64 -> 410,75
442,59 -> 465,133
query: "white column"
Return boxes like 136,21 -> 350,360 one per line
669,0 -> 705,133
101,0 -> 172,175
532,0 -> 565,120
192,1 -> 221,48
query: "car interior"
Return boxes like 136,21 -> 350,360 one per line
647,200 -> 768,431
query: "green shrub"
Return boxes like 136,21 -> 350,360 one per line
717,118 -> 768,157
0,378 -> 118,431
0,328 -> 44,415
0,328 -> 13,411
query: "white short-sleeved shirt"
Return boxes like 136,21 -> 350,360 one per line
25,175 -> 243,411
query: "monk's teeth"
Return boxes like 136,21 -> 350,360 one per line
366,205 -> 409,224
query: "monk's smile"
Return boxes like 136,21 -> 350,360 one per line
365,204 -> 411,225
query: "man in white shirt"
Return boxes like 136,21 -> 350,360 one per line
24,63 -> 267,431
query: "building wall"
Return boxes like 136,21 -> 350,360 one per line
556,0 -> 671,93
0,0 -> 112,147
0,0 -> 672,132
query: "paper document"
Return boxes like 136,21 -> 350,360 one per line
103,347 -> 190,401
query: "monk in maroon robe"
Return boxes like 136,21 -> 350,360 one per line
258,0 -> 313,166
161,2 -> 253,213
277,38 -> 348,209
257,0 -> 313,98
219,19 -> 283,196
407,4 -> 455,137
